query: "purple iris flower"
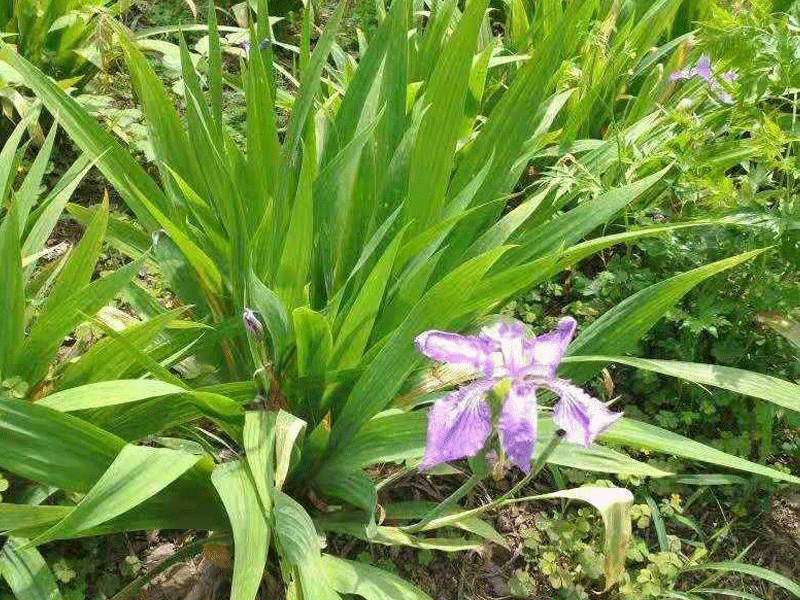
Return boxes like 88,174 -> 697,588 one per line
415,317 -> 623,473
670,55 -> 738,104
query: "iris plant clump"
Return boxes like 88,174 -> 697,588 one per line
415,317 -> 623,473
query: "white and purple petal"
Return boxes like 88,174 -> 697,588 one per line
415,330 -> 494,377
669,68 -> 694,81
498,381 -> 538,473
526,317 -> 577,379
480,319 -> 529,378
419,381 -> 494,470
721,70 -> 739,83
694,55 -> 712,80
549,379 -> 623,447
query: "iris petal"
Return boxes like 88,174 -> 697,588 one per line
480,319 -> 529,377
498,382 -> 538,473
420,381 -> 493,469
549,379 -> 623,447
528,316 -> 577,379
415,330 -> 494,377
694,55 -> 712,80
669,68 -> 693,81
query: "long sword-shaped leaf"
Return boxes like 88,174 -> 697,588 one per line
211,460 -> 270,600
563,249 -> 767,382
0,44 -> 164,231
28,445 -> 201,547
331,231 -> 403,369
274,491 -> 341,600
329,247 -> 509,454
59,308 -> 192,388
36,380 -> 185,412
37,197 -> 108,320
281,2 -> 345,176
15,119 -> 58,231
0,538 -> 63,600
0,207 -> 24,375
564,356 -> 800,413
243,411 -> 277,512
17,256 -> 145,384
321,555 -> 433,600
0,505 -> 71,533
405,0 -> 489,234
687,563 -> 800,598
600,418 -> 800,484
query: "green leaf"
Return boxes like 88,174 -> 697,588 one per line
211,460 -> 270,600
0,109 -> 39,203
447,0 -> 589,208
281,2 -> 346,175
40,197 -> 109,321
18,256 -> 146,385
275,142 -> 315,310
22,156 -> 95,280
321,555 -> 433,600
275,411 -> 307,490
507,0 -> 530,50
0,397 -> 124,492
563,356 -> 800,413
0,208 -> 24,375
465,222 -> 716,316
37,380 -> 185,412
687,563 -> 800,598
329,247 -> 509,454
601,418 -> 800,484
377,0 -> 409,174
59,308 -> 191,389
243,411 -> 277,512
324,409 -> 666,478
0,44 -> 164,232
293,308 -> 332,424
315,467 -> 377,517
323,0 -> 406,161
0,400 -> 227,534
691,589 -> 766,600
152,230 -> 209,317
273,491 -> 341,600
405,0 -> 490,234
316,517 -> 484,552
332,232 -> 402,369
28,445 -> 201,546
385,501 -> 507,548
294,309 -> 332,378
0,538 -> 63,600
119,30 -> 204,209
321,410 -> 427,472
563,249 -> 767,383
510,167 -> 670,264
72,389 -> 243,442
0,505 -> 71,533
537,420 -> 670,477
15,119 -> 58,231
65,201 -> 151,263
248,271 -> 291,361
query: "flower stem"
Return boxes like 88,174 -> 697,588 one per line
497,429 -> 566,505
402,471 -> 484,533
403,445 -> 492,533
